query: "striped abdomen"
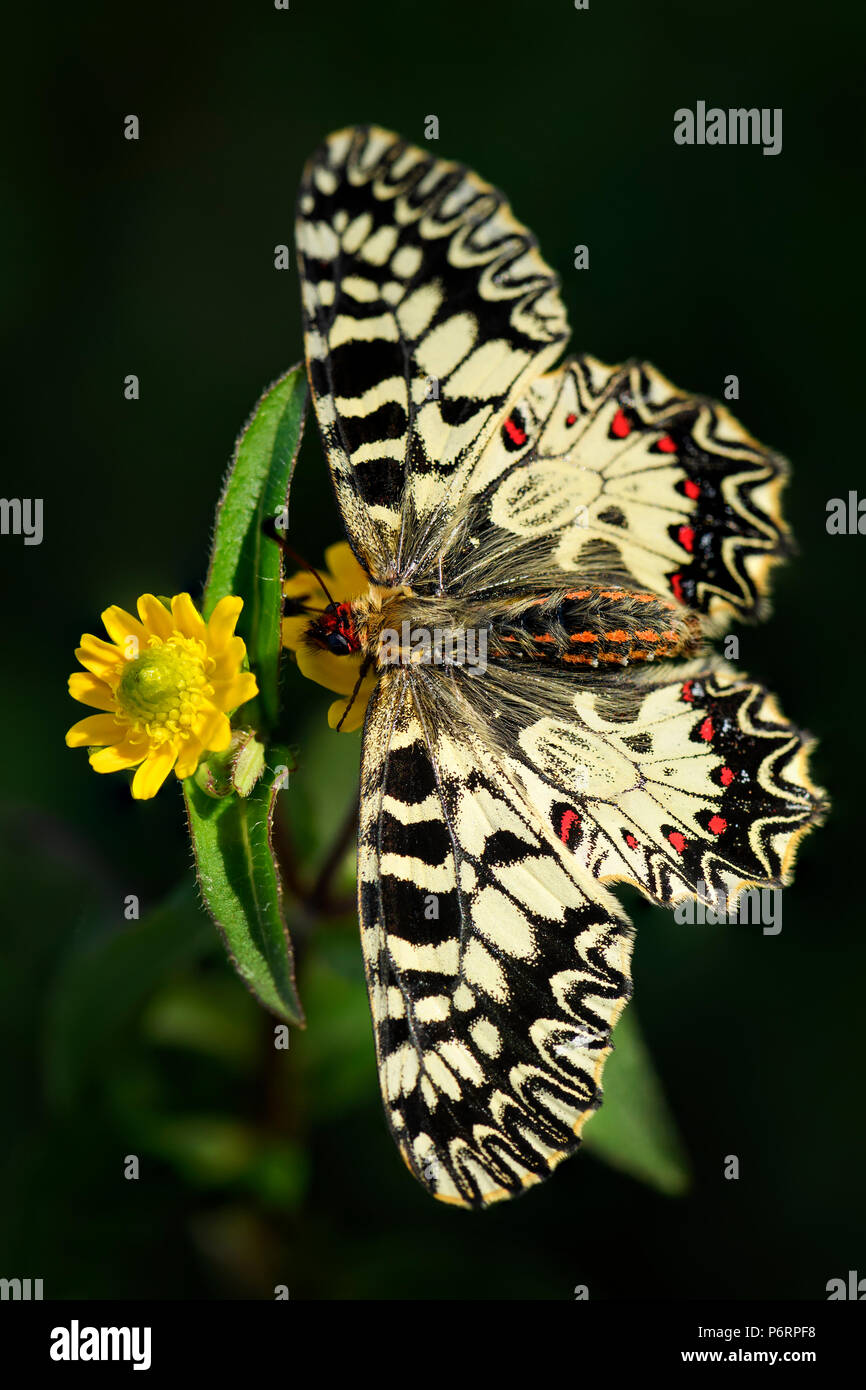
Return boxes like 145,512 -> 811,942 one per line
487,586 -> 702,668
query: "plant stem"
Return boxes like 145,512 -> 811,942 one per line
272,792 -> 358,921
308,796 -> 359,915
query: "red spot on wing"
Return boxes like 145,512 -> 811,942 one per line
677,525 -> 695,553
720,766 -> 735,786
566,412 -> 577,426
503,415 -> 527,447
681,679 -> 694,702
559,809 -> 580,844
611,408 -> 631,439
625,833 -> 638,849
670,573 -> 684,601
699,717 -> 714,741
708,815 -> 727,835
684,479 -> 700,500
668,831 -> 687,854
657,434 -> 677,453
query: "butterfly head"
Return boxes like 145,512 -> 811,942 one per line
307,601 -> 362,656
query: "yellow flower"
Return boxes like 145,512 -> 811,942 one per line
282,542 -> 376,733
66,593 -> 259,799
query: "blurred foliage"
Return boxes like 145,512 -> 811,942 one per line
582,1009 -> 691,1196
0,694 -> 689,1299
44,882 -> 214,1111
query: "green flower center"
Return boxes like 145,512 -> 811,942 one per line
117,638 -> 213,736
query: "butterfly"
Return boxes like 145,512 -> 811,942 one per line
293,125 -> 827,1208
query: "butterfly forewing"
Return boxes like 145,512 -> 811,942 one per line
296,125 -> 569,582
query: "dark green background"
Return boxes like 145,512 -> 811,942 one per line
1,0 -> 862,1299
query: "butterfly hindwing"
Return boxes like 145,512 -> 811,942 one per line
474,659 -> 827,909
296,125 -> 569,581
439,356 -> 792,622
358,667 -> 633,1207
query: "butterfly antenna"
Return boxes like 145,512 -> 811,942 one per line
262,515 -> 337,606
335,655 -> 373,733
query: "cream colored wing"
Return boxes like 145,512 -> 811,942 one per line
464,659 -> 828,910
436,355 -> 792,624
296,125 -> 569,582
358,666 -> 633,1208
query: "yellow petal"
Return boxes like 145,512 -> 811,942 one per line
171,592 -> 206,640
207,595 -> 243,649
89,738 -> 149,773
327,695 -> 366,733
195,706 -> 232,751
281,614 -> 309,653
101,604 -> 146,651
68,672 -> 117,711
212,671 -> 259,711
132,744 -> 178,799
296,643 -> 362,696
325,541 -> 368,598
137,593 -> 175,640
283,571 -> 319,603
211,636 -> 246,679
66,713 -> 128,748
327,667 -> 377,732
76,634 -> 124,682
174,740 -> 204,779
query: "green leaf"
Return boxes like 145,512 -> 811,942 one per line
204,364 -> 308,731
44,882 -> 215,1111
184,743 -> 304,1026
184,367 -> 308,1026
582,1007 -> 691,1195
